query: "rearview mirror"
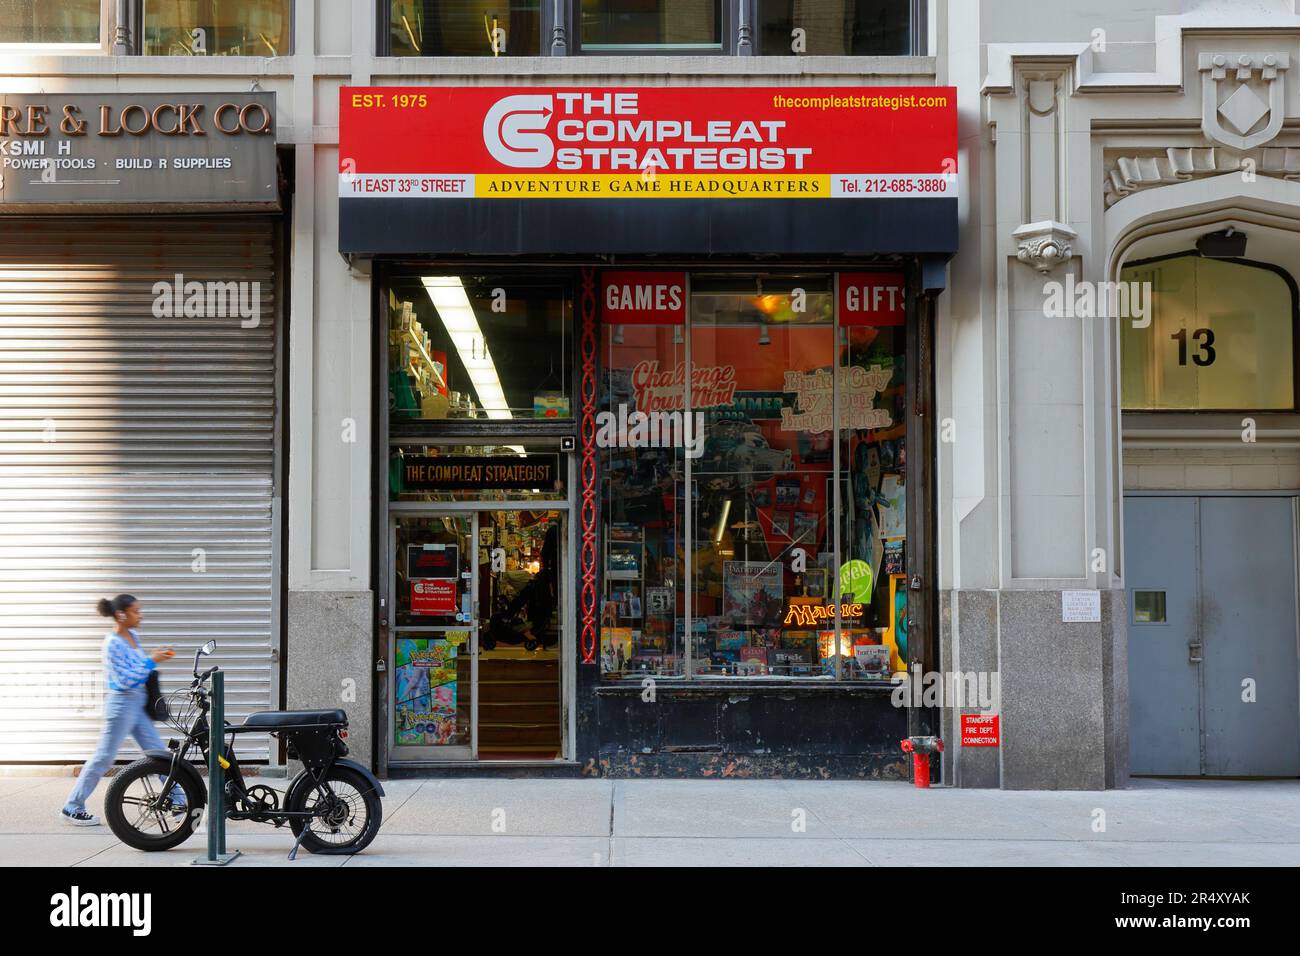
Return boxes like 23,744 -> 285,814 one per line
200,640 -> 216,656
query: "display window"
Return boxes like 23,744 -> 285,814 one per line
600,282 -> 689,676
387,273 -> 573,422
600,270 -> 909,681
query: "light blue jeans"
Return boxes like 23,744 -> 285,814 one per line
64,684 -> 185,813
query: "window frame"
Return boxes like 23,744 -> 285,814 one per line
1119,251 -> 1300,414
376,0 -> 925,57
0,0 -> 112,55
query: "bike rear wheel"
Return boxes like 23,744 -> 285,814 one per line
286,765 -> 382,855
104,757 -> 203,851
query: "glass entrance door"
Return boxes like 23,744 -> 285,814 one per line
389,508 -> 566,762
477,510 -> 564,759
391,513 -> 478,760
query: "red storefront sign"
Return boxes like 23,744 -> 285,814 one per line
602,271 -> 687,324
411,578 -> 457,616
840,272 -> 906,326
960,713 -> 1000,747
338,87 -> 957,200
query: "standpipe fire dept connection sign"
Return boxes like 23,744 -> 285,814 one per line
338,87 -> 957,201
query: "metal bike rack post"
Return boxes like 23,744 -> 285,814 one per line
193,670 -> 239,865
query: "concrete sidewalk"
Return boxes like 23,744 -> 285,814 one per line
2,775 -> 1298,867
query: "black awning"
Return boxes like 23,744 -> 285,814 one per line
339,197 -> 957,258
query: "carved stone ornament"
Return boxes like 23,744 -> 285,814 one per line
1199,53 -> 1289,151
1013,221 -> 1078,273
1104,146 -> 1300,206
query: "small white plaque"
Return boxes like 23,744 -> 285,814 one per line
1062,590 -> 1101,623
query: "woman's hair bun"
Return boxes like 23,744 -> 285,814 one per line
98,594 -> 135,618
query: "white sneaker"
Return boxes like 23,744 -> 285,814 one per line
60,808 -> 100,827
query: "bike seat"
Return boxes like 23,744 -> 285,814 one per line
242,709 -> 346,729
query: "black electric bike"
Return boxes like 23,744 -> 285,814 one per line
103,640 -> 385,856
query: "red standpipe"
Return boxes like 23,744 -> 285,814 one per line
900,736 -> 944,788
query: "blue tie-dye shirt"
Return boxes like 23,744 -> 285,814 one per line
102,630 -> 156,692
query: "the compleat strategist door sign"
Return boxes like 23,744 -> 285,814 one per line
338,87 -> 958,256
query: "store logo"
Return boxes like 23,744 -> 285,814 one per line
483,94 -> 554,168
595,403 -> 706,459
151,273 -> 261,328
782,602 -> 865,626
49,886 -> 151,936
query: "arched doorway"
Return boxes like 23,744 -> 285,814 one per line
1110,187 -> 1300,776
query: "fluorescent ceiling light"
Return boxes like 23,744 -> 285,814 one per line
421,276 -> 512,420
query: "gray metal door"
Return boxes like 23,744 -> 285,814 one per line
1125,497 -> 1202,775
0,217 -> 281,761
1126,495 -> 1300,777
1199,497 -> 1300,776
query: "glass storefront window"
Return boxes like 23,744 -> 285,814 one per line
599,271 -> 909,681
387,274 -> 572,422
143,0 -> 291,56
580,0 -> 722,50
1120,255 -> 1296,411
690,275 -> 833,677
389,1 -> 542,56
0,0 -> 101,45
601,312 -> 688,677
758,0 -> 913,56
838,293 -> 908,680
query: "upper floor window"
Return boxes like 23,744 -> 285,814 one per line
1120,254 -> 1298,411
579,0 -> 723,52
389,1 -> 544,56
380,1 -> 921,57
0,0 -> 102,48
143,0 -> 292,56
757,0 -> 914,56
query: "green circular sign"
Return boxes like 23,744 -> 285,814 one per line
839,560 -> 874,603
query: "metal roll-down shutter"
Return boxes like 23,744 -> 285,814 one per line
0,217 -> 280,761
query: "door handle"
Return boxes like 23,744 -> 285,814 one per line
1188,642 -> 1203,663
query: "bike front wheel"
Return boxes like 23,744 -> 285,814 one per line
104,757 -> 203,851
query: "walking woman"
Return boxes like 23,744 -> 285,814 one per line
61,594 -> 182,826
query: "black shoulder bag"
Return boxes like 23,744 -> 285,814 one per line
145,670 -> 170,722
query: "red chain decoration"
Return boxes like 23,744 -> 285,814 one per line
579,267 -> 599,665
